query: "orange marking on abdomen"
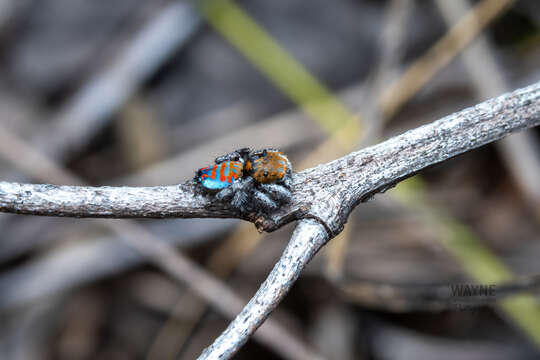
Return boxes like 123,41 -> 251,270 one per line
199,166 -> 210,179
219,163 -> 227,182
228,162 -> 242,182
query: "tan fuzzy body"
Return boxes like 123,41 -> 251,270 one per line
246,151 -> 289,184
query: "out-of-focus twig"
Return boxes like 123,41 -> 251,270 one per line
325,0 -> 413,279
147,225 -> 262,360
0,219 -> 238,310
117,98 -> 167,171
435,0 -> 540,213
379,0 -> 515,119
32,2 -> 200,161
367,0 -> 413,114
340,274 -> 540,312
0,0 -> 30,34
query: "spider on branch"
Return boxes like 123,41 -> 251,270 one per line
195,148 -> 293,215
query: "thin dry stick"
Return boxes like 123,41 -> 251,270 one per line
340,274 -> 540,312
199,219 -> 329,358
32,2 -> 201,161
435,0 -> 540,210
1,82 -> 539,359
379,0 -> 514,119
146,225 -> 262,359
201,1 -> 527,354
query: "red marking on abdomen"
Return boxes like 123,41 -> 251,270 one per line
227,161 -> 243,183
219,163 -> 227,182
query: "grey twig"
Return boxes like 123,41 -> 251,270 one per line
0,82 -> 539,359
199,219 -> 328,359
0,219 -> 237,309
33,2 -> 201,160
1,81 -> 539,234
0,182 -> 236,219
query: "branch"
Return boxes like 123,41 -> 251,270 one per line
199,219 -> 328,359
0,182 -> 236,219
0,81 -> 539,234
195,82 -> 539,359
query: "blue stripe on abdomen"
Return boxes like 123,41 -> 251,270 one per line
201,177 -> 230,189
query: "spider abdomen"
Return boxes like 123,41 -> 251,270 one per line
194,148 -> 293,216
196,161 -> 243,190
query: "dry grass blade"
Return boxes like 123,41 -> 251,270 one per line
379,0 -> 515,119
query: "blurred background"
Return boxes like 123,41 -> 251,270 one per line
0,0 -> 540,359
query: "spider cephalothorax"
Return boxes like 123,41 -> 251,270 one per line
244,149 -> 292,185
195,148 -> 293,215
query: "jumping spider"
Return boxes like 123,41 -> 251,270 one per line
196,148 -> 293,215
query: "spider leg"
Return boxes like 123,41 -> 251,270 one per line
252,190 -> 278,211
215,147 -> 252,164
215,177 -> 245,201
215,151 -> 240,164
221,177 -> 254,213
215,186 -> 234,201
280,175 -> 293,190
231,189 -> 250,213
259,183 -> 292,205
